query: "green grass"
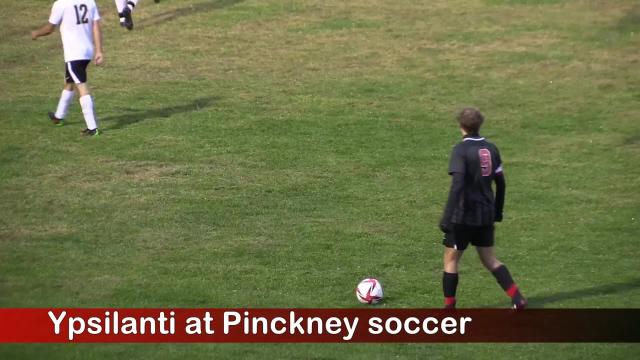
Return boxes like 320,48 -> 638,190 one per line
1,0 -> 639,358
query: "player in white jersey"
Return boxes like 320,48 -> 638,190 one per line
115,0 -> 160,31
31,0 -> 104,136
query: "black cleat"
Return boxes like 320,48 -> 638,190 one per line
81,128 -> 100,137
48,112 -> 64,126
122,7 -> 133,30
512,297 -> 528,310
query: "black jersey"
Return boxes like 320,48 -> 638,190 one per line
442,135 -> 505,227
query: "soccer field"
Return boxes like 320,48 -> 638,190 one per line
1,0 -> 639,358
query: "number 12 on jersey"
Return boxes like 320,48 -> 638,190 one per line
74,4 -> 89,25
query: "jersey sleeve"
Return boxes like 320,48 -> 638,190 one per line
48,1 -> 63,26
448,145 -> 465,174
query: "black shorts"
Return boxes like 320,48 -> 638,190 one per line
442,224 -> 494,251
65,60 -> 91,84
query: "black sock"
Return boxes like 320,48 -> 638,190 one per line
443,272 -> 458,306
491,265 -> 522,302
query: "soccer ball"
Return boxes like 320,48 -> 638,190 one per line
356,278 -> 383,304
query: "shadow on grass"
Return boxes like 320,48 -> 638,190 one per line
616,4 -> 640,32
140,0 -> 245,28
485,278 -> 640,308
101,96 -> 218,130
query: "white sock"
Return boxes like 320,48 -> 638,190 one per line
79,95 -> 98,130
115,0 -> 125,13
127,0 -> 138,11
54,89 -> 75,119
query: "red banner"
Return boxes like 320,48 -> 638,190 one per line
0,309 -> 638,343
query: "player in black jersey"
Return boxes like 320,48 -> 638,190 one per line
440,107 -> 527,309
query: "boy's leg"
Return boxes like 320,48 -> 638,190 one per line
76,83 -> 99,134
115,0 -> 126,28
476,246 -> 527,309
117,0 -> 136,30
66,60 -> 99,135
50,82 -> 75,125
443,247 -> 464,308
442,225 -> 470,309
115,0 -> 125,13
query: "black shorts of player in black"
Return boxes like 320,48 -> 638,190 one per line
443,224 -> 494,250
439,107 -> 526,309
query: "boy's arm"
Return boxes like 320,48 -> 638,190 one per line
31,23 -> 55,40
440,172 -> 464,233
33,1 -> 61,40
93,19 -> 104,65
494,173 -> 505,222
494,148 -> 505,222
440,145 -> 465,233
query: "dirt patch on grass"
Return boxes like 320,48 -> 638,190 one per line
0,224 -> 73,242
120,162 -> 183,183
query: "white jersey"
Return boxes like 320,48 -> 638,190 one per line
49,0 -> 101,62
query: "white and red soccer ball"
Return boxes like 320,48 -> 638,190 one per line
356,278 -> 384,304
